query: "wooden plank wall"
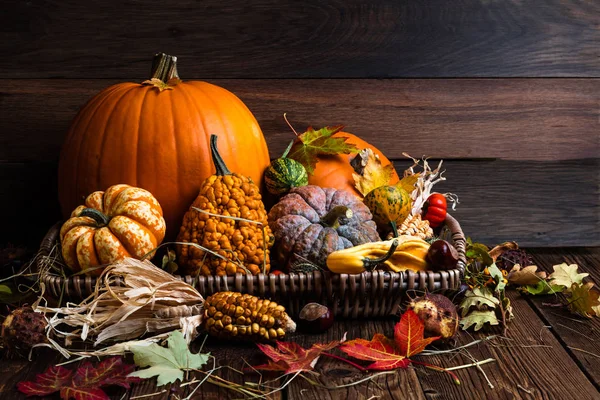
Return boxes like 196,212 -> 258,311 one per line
1,0 -> 599,247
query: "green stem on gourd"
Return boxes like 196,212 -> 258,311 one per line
281,140 -> 295,159
210,134 -> 232,176
390,221 -> 399,238
362,239 -> 399,271
150,52 -> 179,82
320,206 -> 353,229
79,208 -> 111,227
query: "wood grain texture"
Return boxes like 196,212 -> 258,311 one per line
1,251 -> 599,399
182,342 -> 282,400
2,0 -> 599,78
2,158 -> 597,247
414,291 -> 600,399
1,79 -> 598,163
527,248 -> 600,389
2,78 -> 597,246
412,158 -> 600,247
285,320 -> 426,400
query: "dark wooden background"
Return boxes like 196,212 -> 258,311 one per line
1,0 -> 599,247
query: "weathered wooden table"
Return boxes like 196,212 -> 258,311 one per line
2,247 -> 598,399
2,2 -> 599,398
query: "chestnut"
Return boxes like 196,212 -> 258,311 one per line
298,303 -> 334,334
426,240 -> 459,271
408,293 -> 459,340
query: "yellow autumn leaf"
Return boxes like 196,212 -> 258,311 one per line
396,174 -> 420,195
352,148 -> 396,197
567,282 -> 600,319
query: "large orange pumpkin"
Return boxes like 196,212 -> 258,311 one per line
306,132 -> 399,196
58,53 -> 270,239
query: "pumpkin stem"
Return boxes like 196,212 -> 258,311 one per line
210,134 -> 232,176
281,140 -> 294,159
79,208 -> 111,227
320,206 -> 353,229
362,239 -> 399,271
389,221 -> 399,238
150,52 -> 180,82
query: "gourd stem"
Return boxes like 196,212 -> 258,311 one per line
281,140 -> 295,159
363,239 -> 399,271
390,221 -> 399,238
79,208 -> 111,227
210,134 -> 232,176
150,53 -> 180,82
320,206 -> 353,229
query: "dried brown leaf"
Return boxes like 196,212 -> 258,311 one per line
489,241 -> 519,261
507,264 -> 547,286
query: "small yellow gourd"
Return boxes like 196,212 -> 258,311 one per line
326,236 -> 430,274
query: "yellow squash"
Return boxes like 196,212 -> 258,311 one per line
326,235 -> 430,274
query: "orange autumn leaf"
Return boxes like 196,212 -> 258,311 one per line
395,309 -> 439,357
353,148 -> 397,197
339,310 -> 439,371
339,334 -> 410,370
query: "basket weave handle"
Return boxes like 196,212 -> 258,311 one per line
35,221 -> 63,274
444,213 -> 466,276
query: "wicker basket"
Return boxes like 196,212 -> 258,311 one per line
37,214 -> 466,318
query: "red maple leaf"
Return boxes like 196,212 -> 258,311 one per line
254,336 -> 345,375
339,310 -> 440,371
16,366 -> 73,397
17,357 -> 141,400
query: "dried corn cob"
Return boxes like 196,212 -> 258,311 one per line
202,292 -> 296,341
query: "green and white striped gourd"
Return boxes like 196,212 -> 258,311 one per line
264,141 -> 308,195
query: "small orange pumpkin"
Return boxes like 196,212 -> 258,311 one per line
60,184 -> 166,275
58,53 -> 270,239
305,132 -> 399,196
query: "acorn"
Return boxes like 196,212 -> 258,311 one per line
407,294 -> 458,340
298,303 -> 334,334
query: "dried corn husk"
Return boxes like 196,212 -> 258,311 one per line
35,257 -> 204,349
402,154 -> 458,215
